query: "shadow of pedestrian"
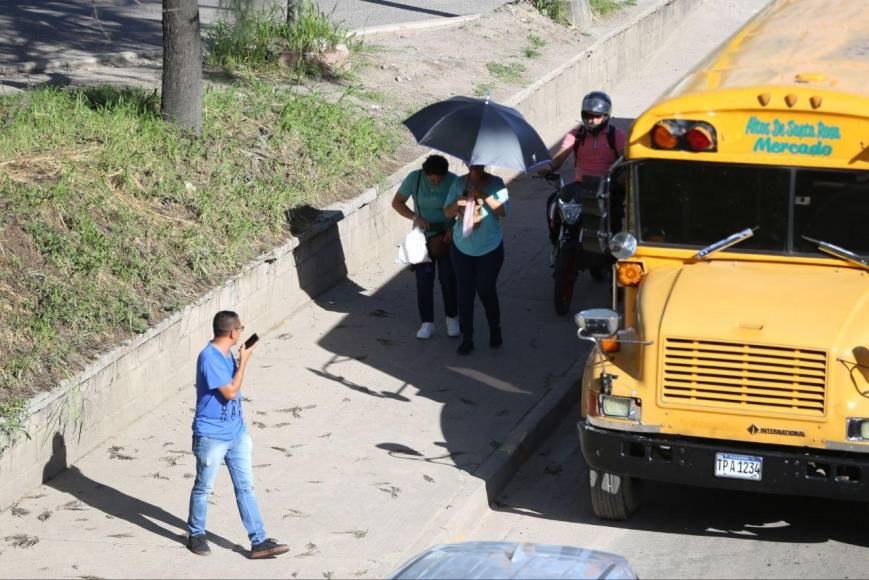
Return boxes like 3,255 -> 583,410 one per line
312,169 -> 609,482
42,433 -> 246,554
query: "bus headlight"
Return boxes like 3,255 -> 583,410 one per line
599,395 -> 641,420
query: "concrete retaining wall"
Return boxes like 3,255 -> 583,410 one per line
0,0 -> 700,509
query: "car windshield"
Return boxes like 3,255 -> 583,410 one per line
634,160 -> 869,257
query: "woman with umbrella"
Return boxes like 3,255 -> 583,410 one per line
403,95 -> 550,355
444,165 -> 509,355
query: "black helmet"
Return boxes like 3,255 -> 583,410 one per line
581,91 -> 612,116
580,91 -> 612,134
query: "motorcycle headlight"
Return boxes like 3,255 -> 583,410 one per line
558,200 -> 582,225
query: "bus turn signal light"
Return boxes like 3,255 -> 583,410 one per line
601,338 -> 620,353
651,122 -> 679,149
617,261 -> 645,287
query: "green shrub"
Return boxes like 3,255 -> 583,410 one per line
532,0 -> 570,25
486,61 -> 527,84
524,34 -> 546,58
207,0 -> 357,76
591,0 -> 637,17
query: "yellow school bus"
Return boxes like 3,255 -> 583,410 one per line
576,0 -> 869,519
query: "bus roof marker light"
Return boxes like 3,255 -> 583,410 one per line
785,94 -> 798,108
651,121 -> 679,149
796,72 -> 826,83
810,95 -> 823,109
757,93 -> 771,106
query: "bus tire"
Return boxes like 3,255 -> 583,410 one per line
588,467 -> 641,520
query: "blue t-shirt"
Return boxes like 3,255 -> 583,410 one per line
192,343 -> 244,441
398,170 -> 457,238
445,175 -> 510,256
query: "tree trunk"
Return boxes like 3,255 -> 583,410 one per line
287,0 -> 298,26
565,0 -> 593,29
161,0 -> 203,133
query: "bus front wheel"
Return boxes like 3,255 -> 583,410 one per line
588,467 -> 641,520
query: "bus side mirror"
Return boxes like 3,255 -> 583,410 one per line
610,232 -> 638,259
575,308 -> 620,339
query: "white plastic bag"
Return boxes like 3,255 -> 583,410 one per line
397,226 -> 430,265
462,196 -> 476,239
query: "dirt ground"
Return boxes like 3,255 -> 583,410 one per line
0,2 -> 643,191
342,2 -> 595,175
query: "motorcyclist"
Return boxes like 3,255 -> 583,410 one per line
543,91 -> 626,255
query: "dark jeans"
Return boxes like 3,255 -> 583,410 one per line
450,242 -> 505,341
415,253 -> 458,323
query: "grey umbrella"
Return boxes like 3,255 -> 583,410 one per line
402,96 -> 551,172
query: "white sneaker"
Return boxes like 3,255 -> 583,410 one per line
416,322 -> 435,340
446,317 -> 461,337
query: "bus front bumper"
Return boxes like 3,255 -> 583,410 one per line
578,420 -> 869,501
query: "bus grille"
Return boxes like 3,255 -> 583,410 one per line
662,338 -> 827,416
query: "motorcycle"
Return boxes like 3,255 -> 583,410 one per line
545,173 -> 611,316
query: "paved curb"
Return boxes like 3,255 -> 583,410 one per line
350,14 -> 482,38
394,356 -> 585,569
0,50 -> 161,76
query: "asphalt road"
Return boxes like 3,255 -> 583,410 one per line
312,0 -> 510,28
0,0 -> 508,70
469,412 -> 869,578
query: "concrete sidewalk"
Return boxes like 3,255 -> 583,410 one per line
0,171 -> 608,578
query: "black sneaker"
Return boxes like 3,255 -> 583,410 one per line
187,534 -> 211,556
457,339 -> 475,356
250,538 -> 289,559
490,328 -> 503,349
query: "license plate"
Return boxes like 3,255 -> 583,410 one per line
714,453 -> 763,481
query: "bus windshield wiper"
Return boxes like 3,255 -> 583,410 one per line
689,227 -> 757,262
802,236 -> 869,270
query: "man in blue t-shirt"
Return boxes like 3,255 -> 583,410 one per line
186,311 -> 288,559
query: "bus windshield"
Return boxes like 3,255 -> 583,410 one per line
635,160 -> 869,257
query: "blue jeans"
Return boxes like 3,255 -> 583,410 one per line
187,429 -> 266,546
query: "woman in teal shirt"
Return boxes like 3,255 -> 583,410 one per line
392,155 -> 460,340
444,165 -> 510,355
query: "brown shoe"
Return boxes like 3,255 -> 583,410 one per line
250,538 -> 289,559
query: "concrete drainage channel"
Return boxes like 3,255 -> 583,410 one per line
0,0 -> 700,522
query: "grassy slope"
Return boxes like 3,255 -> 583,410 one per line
0,81 -> 396,411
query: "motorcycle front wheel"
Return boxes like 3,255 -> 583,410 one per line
553,244 -> 578,315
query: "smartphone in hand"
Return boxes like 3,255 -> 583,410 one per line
243,333 -> 259,349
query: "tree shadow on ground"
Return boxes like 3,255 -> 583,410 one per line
0,2 -> 164,68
